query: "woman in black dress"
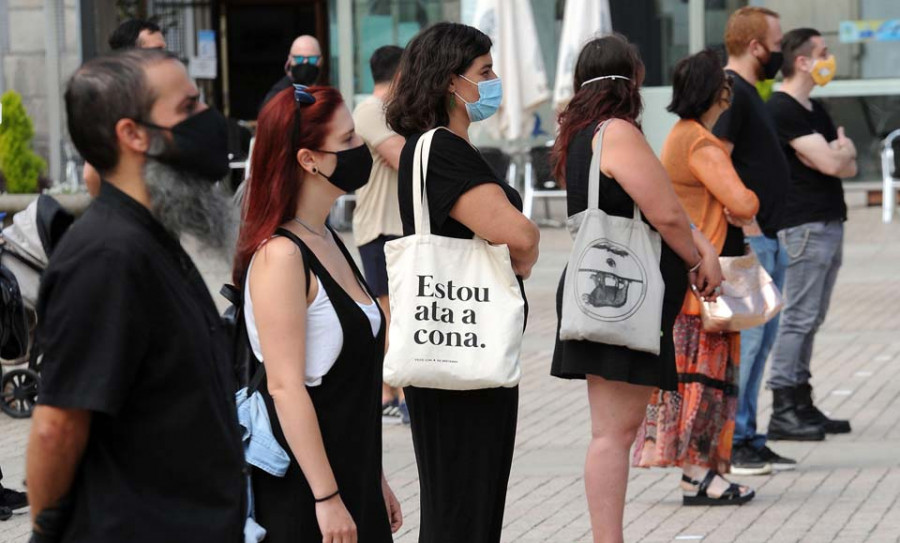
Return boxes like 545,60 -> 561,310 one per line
550,35 -> 722,542
385,22 -> 540,543
233,85 -> 402,542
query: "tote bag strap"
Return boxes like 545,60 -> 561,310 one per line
412,127 -> 451,235
587,119 -> 643,223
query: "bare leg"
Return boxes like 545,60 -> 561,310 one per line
585,377 -> 653,543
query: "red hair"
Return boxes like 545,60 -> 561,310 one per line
233,86 -> 344,284
551,35 -> 645,186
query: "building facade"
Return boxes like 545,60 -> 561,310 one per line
1,0 -> 898,184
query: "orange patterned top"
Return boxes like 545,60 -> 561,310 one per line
661,119 -> 760,315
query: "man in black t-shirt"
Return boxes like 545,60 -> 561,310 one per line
767,28 -> 856,439
712,6 -> 801,475
25,50 -> 244,543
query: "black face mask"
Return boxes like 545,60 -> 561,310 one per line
291,63 -> 321,86
759,49 -> 783,80
314,143 -> 373,193
140,108 -> 231,182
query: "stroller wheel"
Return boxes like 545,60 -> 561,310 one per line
0,368 -> 39,419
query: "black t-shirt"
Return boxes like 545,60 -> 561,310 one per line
36,182 -> 245,543
713,71 -> 790,238
766,92 -> 847,229
398,129 -> 523,238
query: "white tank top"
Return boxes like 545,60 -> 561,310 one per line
243,256 -> 382,387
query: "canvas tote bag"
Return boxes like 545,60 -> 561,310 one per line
698,252 -> 783,333
383,128 -> 525,390
559,120 -> 665,355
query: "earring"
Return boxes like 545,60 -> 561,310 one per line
449,94 -> 456,110
312,166 -> 318,174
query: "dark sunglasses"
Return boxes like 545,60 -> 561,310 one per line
292,55 -> 321,65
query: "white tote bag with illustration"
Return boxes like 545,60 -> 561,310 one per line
383,128 -> 525,390
559,120 -> 665,355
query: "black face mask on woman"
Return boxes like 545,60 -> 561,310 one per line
314,143 -> 373,193
139,108 -> 231,182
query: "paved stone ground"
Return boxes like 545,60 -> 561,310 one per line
2,205 -> 899,542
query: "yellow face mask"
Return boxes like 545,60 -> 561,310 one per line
809,55 -> 836,86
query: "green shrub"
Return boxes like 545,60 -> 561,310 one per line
0,90 -> 46,193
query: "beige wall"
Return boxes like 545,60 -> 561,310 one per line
2,0 -> 80,174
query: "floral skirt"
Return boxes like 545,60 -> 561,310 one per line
632,314 -> 740,472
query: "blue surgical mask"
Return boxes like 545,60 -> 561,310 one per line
455,75 -> 502,122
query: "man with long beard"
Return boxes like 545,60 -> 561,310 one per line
25,49 -> 244,543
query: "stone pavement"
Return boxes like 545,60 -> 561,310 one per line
2,205 -> 899,542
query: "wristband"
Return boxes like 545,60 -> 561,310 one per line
688,258 -> 702,273
315,489 -> 340,503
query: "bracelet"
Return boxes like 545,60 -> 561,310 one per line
687,258 -> 702,273
314,489 -> 340,503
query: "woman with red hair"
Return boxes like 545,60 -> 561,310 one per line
234,84 -> 401,542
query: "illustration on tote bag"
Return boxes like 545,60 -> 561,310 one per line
576,239 -> 649,318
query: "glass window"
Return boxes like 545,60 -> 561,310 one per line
757,0 -> 900,80
350,0 -> 455,95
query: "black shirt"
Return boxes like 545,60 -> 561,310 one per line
36,182 -> 244,543
767,92 -> 847,229
713,71 -> 791,238
398,129 -> 523,238
260,74 -> 292,112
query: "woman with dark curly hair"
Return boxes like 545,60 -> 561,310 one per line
550,35 -> 722,542
385,22 -> 539,543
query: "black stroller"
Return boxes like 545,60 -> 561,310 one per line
0,195 -> 73,418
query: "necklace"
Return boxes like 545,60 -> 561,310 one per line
292,216 -> 327,238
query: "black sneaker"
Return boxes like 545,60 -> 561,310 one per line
382,399 -> 402,425
730,444 -> 773,476
757,445 -> 797,471
0,505 -> 10,521
0,487 -> 27,511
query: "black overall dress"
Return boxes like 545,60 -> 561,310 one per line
252,228 -> 392,542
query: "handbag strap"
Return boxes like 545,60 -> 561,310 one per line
411,127 -> 449,236
587,119 -> 643,222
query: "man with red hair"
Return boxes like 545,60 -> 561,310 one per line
713,6 -> 815,477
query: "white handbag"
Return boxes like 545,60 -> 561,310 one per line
383,128 -> 525,390
559,120 -> 665,355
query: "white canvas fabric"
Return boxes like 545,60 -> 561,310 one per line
559,121 -> 665,355
553,0 -> 613,110
383,128 -> 525,390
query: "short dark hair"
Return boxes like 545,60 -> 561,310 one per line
668,49 -> 728,120
781,28 -> 821,78
386,23 -> 491,137
370,46 -> 404,84
65,49 -> 179,174
108,19 -> 162,50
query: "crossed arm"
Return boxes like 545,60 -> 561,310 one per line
790,127 -> 857,178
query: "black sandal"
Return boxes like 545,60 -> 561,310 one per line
682,470 -> 755,506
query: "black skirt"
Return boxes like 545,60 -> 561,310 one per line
404,385 -> 518,543
551,244 -> 687,391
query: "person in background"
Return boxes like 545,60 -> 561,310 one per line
261,35 -> 323,110
233,84 -> 401,542
352,45 -> 408,425
107,18 -> 167,50
633,49 -> 759,506
385,22 -> 539,543
0,466 -> 27,521
766,28 -> 856,437
83,19 -> 169,195
27,49 -> 244,542
550,35 -> 721,542
713,6 -> 814,476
